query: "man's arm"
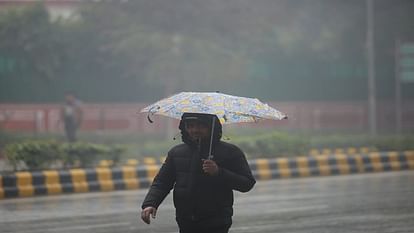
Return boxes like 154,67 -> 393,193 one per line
217,146 -> 256,192
140,152 -> 176,223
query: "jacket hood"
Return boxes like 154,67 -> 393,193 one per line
179,112 -> 222,147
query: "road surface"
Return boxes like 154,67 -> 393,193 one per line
1,171 -> 413,233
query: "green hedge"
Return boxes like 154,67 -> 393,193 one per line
4,141 -> 127,171
5,140 -> 60,171
308,134 -> 414,151
2,131 -> 414,171
229,132 -> 414,159
369,135 -> 414,151
230,131 -> 309,158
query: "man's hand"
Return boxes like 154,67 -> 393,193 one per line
141,206 -> 157,224
202,159 -> 219,176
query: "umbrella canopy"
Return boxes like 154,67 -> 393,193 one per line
141,92 -> 287,159
141,92 -> 287,124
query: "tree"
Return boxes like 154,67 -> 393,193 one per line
1,0 -> 413,102
0,3 -> 63,80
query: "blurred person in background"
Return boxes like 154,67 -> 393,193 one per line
141,112 -> 256,233
60,92 -> 83,142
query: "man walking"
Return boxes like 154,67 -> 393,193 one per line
141,112 -> 256,233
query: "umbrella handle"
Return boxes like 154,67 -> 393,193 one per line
147,114 -> 154,123
208,116 -> 215,160
147,106 -> 161,123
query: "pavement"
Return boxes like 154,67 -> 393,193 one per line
1,171 -> 413,233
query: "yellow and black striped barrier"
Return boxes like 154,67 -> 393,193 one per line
1,151 -> 413,199
249,151 -> 414,180
96,147 -> 375,167
97,157 -> 166,168
0,164 -> 159,199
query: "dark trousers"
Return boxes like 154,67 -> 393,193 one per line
177,216 -> 232,233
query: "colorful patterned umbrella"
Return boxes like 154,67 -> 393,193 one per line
141,92 -> 287,159
141,92 -> 287,124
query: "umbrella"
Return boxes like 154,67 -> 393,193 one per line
140,91 -> 287,158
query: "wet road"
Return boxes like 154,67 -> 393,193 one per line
1,171 -> 414,233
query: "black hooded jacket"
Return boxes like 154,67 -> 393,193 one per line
141,113 -> 256,221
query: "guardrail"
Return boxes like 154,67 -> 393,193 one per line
1,151 -> 413,199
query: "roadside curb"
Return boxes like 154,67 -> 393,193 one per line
1,151 -> 413,199
249,151 -> 414,180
